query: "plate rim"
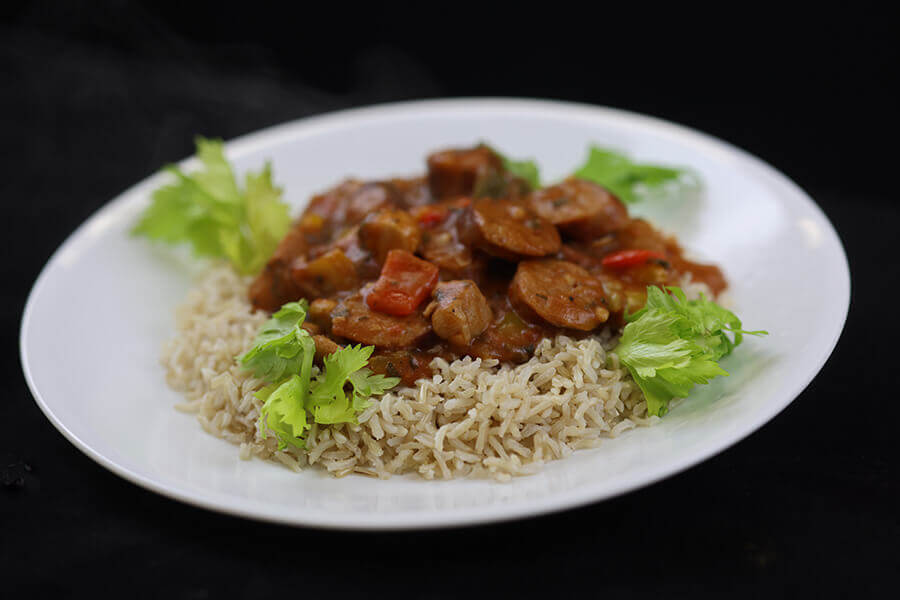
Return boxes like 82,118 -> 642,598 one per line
19,97 -> 851,530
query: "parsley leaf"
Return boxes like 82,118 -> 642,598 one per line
482,144 -> 542,189
615,286 -> 767,416
132,136 -> 291,274
238,301 -> 312,383
572,146 -> 687,204
501,155 -> 541,189
241,304 -> 401,448
255,376 -> 310,450
308,345 -> 400,424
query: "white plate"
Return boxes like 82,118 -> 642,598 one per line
20,99 -> 849,530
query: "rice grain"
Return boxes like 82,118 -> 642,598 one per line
162,264 -> 685,480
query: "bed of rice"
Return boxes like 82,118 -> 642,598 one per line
163,265 -> 705,481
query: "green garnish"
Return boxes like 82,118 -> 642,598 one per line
490,144 -> 689,202
243,302 -> 400,450
500,155 -> 541,189
132,136 -> 291,274
238,301 -> 313,382
309,345 -> 400,425
572,146 -> 687,204
483,144 -> 542,189
615,286 -> 767,417
255,377 -> 310,449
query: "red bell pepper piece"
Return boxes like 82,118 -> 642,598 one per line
601,249 -> 668,269
366,250 -> 439,316
417,207 -> 446,228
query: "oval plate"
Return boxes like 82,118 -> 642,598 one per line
20,99 -> 849,530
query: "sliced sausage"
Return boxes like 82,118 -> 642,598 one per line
426,146 -> 504,199
613,218 -> 669,253
425,280 -> 493,347
509,260 -> 610,331
331,293 -> 431,348
290,248 -> 358,299
528,178 -> 629,240
466,197 -> 561,260
358,210 -> 422,265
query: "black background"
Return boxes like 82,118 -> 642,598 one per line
2,2 -> 897,597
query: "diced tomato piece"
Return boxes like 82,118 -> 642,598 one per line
366,250 -> 439,316
601,249 -> 668,269
414,206 -> 447,228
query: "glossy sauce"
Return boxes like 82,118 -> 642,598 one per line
250,146 -> 726,385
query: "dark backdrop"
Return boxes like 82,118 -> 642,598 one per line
2,2 -> 897,597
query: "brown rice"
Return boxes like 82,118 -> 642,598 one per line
163,264 -> 682,481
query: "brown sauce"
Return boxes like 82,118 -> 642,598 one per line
249,146 -> 726,385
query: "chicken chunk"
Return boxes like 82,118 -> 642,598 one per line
464,197 -> 561,260
528,178 -> 629,240
425,280 -> 493,346
289,248 -> 358,299
358,210 -> 422,265
426,146 -> 504,199
331,293 -> 431,348
509,260 -> 609,331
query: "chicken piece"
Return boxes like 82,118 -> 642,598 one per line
424,280 -> 493,347
426,146 -> 504,199
249,226 -> 308,311
464,197 -> 561,260
528,178 -> 629,240
289,248 -> 358,299
358,210 -> 422,265
509,260 -> 610,331
331,293 -> 431,348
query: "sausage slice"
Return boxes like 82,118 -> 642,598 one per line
467,198 -> 561,260
528,178 -> 629,240
509,260 -> 610,331
426,146 -> 504,199
331,293 -> 431,348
